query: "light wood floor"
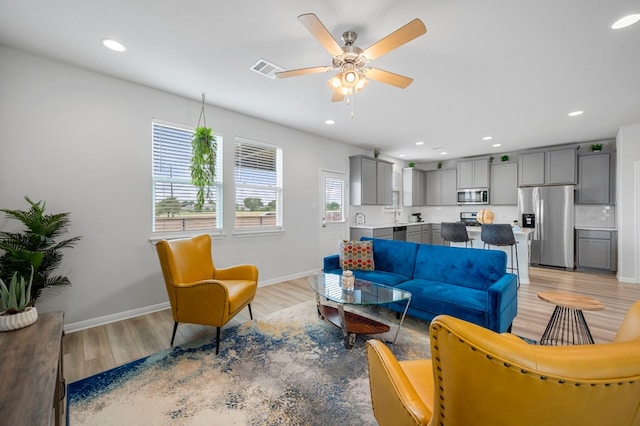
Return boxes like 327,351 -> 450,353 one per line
63,267 -> 640,384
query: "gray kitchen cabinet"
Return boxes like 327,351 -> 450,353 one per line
546,148 -> 577,184
518,151 -> 545,186
377,160 -> 394,205
350,227 -> 393,241
457,158 -> 490,189
429,223 -> 444,245
578,153 -> 612,204
421,224 -> 430,244
518,147 -> 577,186
350,155 -> 394,205
576,229 -> 617,272
490,162 -> 518,205
426,169 -> 457,206
406,224 -> 422,243
402,167 -> 425,206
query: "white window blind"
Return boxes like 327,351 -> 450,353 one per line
324,177 -> 345,223
234,137 -> 283,230
152,121 -> 222,233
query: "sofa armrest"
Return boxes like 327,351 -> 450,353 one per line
323,254 -> 341,272
487,273 -> 518,332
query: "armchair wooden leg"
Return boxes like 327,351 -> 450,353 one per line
248,303 -> 253,320
170,321 -> 178,346
216,327 -> 221,355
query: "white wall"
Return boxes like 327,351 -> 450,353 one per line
616,124 -> 640,283
0,46 -> 358,329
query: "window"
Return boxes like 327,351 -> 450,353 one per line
234,137 -> 283,231
152,121 -> 222,233
324,176 -> 346,223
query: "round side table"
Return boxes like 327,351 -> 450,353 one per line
537,291 -> 604,345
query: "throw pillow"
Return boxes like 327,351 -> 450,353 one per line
339,240 -> 375,271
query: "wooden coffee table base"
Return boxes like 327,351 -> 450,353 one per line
317,304 -> 391,349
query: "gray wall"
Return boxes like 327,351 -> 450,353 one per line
0,46 -> 357,329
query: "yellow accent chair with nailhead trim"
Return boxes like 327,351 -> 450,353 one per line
156,234 -> 258,354
366,300 -> 640,426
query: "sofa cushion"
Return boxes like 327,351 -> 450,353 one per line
395,279 -> 489,326
340,240 -> 375,271
351,270 -> 411,287
360,238 -> 419,278
412,244 -> 507,291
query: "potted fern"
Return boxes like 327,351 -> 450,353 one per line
0,267 -> 37,331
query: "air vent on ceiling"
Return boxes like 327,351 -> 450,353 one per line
250,59 -> 285,79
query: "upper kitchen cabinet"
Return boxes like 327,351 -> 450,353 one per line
426,169 -> 457,206
518,146 -> 577,186
457,158 -> 490,189
490,162 -> 518,205
402,167 -> 425,206
377,160 -> 394,206
350,155 -> 394,205
578,152 -> 615,204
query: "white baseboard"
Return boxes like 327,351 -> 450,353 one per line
63,269 -> 322,333
64,302 -> 171,333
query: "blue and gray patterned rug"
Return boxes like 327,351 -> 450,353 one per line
67,301 -> 431,425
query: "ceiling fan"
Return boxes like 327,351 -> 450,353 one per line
276,13 -> 427,102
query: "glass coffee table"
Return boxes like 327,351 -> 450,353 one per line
307,272 -> 412,349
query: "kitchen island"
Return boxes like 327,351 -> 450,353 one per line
450,227 -> 534,284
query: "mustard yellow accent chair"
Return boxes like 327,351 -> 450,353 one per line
156,234 -> 258,354
366,300 -> 640,426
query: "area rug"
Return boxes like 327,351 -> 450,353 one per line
67,301 -> 431,425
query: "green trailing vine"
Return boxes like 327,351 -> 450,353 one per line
191,94 -> 217,210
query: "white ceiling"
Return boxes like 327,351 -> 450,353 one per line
1,1 -> 639,161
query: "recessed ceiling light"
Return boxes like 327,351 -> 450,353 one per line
482,136 -> 493,141
492,143 -> 502,148
568,110 -> 584,117
398,154 -> 406,158
440,151 -> 448,155
416,141 -> 424,146
101,38 -> 126,52
611,14 -> 640,29
325,119 -> 335,125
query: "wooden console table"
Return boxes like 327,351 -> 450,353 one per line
0,311 -> 65,425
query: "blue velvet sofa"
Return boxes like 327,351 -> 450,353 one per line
323,237 -> 518,333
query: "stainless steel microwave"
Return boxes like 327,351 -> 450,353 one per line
457,188 -> 489,205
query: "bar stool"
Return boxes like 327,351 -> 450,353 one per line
441,222 -> 474,247
481,224 -> 519,287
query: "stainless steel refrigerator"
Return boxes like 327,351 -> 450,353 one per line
517,185 -> 575,269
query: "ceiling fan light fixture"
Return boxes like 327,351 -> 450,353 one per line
355,78 -> 368,92
328,75 -> 342,89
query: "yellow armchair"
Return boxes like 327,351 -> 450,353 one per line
367,300 -> 640,426
155,234 -> 258,354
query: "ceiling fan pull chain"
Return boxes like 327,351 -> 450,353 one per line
197,93 -> 207,128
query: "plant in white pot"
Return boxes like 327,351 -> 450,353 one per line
0,267 -> 37,331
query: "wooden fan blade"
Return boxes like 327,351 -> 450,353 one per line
298,13 -> 344,57
362,18 -> 427,61
276,66 -> 333,78
365,68 -> 414,89
331,89 -> 345,102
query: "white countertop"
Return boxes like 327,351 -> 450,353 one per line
350,222 -> 425,229
465,226 -> 534,236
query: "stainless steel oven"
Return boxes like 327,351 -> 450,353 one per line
457,188 -> 489,205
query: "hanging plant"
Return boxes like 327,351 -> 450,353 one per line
191,93 -> 217,210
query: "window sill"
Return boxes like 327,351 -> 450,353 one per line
149,230 -> 225,244
233,228 -> 285,238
